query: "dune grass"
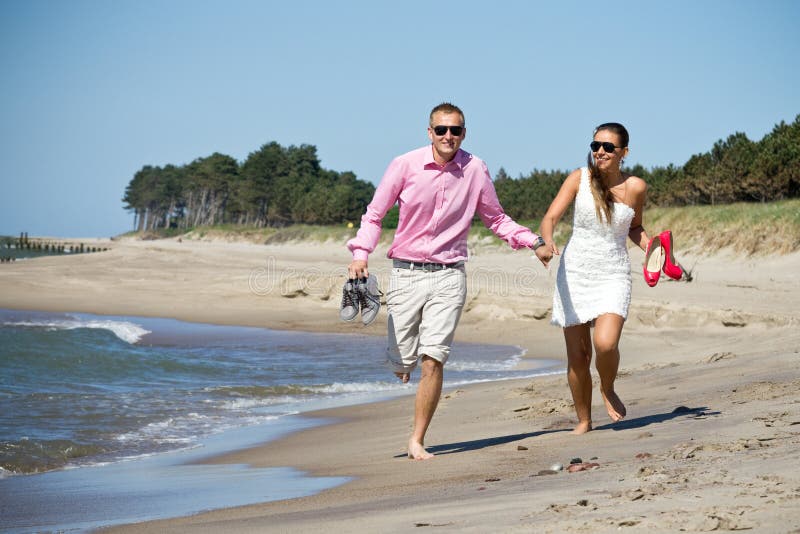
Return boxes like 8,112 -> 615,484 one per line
469,200 -> 800,255
136,200 -> 800,256
645,199 -> 800,255
179,223 -> 360,245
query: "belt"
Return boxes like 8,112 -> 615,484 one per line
392,259 -> 464,271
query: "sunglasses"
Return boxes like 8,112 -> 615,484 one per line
432,125 -> 464,136
590,141 -> 623,152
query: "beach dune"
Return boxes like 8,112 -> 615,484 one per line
1,236 -> 798,533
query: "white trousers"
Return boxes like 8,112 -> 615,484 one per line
385,266 -> 467,374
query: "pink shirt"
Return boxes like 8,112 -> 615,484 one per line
347,145 -> 539,263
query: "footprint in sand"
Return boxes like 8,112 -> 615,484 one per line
704,351 -> 736,363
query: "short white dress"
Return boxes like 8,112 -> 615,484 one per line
551,167 -> 635,327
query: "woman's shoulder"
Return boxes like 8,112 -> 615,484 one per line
567,167 -> 584,182
623,173 -> 647,193
561,167 -> 584,190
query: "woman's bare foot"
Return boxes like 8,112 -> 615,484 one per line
572,420 -> 592,435
408,439 -> 434,460
601,388 -> 626,421
394,372 -> 409,383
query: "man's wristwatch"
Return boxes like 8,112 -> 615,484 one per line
532,236 -> 546,250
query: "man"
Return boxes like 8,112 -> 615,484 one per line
347,103 -> 550,460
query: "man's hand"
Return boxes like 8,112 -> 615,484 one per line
348,259 -> 368,279
534,242 -> 558,268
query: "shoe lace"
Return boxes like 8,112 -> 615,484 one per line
356,283 -> 370,309
341,283 -> 357,308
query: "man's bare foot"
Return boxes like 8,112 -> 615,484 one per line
572,420 -> 592,435
601,388 -> 626,421
407,439 -> 434,460
394,372 -> 410,383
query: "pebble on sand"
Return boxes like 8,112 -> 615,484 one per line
567,462 -> 600,473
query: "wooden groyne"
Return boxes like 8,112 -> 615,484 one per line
1,232 -> 111,263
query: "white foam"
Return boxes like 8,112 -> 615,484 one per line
446,348 -> 526,372
220,397 -> 299,410
447,359 -> 518,372
3,318 -> 151,344
311,381 -> 410,394
443,368 -> 564,388
114,413 -> 282,446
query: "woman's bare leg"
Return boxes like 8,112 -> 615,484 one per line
593,314 -> 627,422
564,324 -> 593,434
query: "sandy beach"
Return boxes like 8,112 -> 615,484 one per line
1,235 -> 799,532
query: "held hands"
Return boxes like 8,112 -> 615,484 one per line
348,259 -> 369,279
533,241 -> 559,268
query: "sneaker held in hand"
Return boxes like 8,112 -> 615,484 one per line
339,279 -> 359,322
357,274 -> 382,326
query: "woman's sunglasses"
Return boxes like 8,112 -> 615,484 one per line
590,141 -> 622,152
432,125 -> 464,136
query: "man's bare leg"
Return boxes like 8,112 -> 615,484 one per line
408,356 -> 442,460
564,324 -> 593,434
594,314 -> 627,422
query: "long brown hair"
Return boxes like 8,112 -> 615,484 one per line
587,122 -> 629,224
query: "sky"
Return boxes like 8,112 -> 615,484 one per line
1,1 -> 798,238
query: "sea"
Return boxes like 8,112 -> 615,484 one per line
0,308 -> 561,532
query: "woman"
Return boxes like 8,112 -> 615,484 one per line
538,122 -> 652,434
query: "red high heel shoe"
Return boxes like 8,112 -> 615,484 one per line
659,230 -> 683,280
643,236 -> 663,287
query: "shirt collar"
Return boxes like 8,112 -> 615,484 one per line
424,146 -> 468,170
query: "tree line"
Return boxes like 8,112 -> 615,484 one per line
123,114 -> 798,231
122,143 -> 375,232
495,114 -> 800,220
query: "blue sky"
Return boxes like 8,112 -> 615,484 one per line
1,0 -> 798,237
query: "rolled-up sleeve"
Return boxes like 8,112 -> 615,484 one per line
346,157 -> 405,261
475,164 -> 538,249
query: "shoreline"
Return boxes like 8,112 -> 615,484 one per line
107,335 -> 800,533
0,308 -> 561,532
0,411 -> 352,533
1,239 -> 799,532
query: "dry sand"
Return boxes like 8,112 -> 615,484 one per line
1,236 -> 799,533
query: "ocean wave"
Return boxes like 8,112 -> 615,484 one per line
3,318 -> 151,344
207,384 -> 319,397
445,346 -> 526,372
219,397 -> 302,410
443,368 -> 564,388
209,382 -> 409,402
447,357 -> 521,372
310,381 -> 410,394
114,413 -> 282,446
114,415 -> 209,443
0,437 -> 108,475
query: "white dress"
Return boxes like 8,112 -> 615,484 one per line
551,167 -> 635,327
